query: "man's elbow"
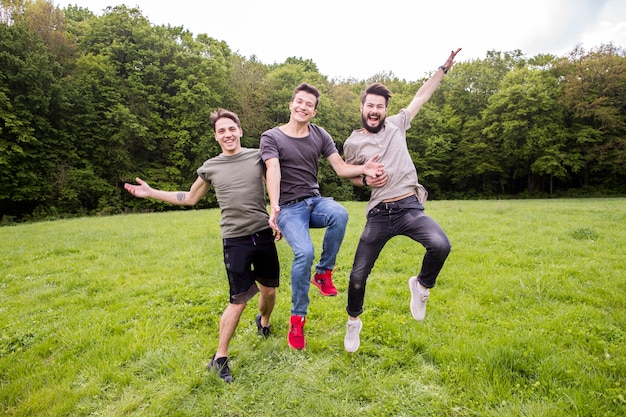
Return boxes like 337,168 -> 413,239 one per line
180,192 -> 202,206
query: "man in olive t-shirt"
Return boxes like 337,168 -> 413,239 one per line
124,109 -> 279,383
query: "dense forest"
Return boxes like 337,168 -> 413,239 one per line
1,0 -> 625,222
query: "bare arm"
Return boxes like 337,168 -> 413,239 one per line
348,176 -> 363,187
124,176 -> 210,206
264,158 -> 282,235
327,153 -> 384,178
407,48 -> 462,120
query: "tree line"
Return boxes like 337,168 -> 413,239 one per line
1,0 -> 625,222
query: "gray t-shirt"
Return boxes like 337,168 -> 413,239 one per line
344,109 -> 427,214
197,148 -> 269,238
260,124 -> 338,205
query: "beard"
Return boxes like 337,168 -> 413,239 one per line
361,112 -> 386,134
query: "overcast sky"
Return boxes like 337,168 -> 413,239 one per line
55,0 -> 626,81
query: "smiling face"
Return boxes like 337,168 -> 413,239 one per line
360,94 -> 387,134
214,117 -> 243,156
289,90 -> 318,124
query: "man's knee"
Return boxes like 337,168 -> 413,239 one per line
333,206 -> 349,225
294,245 -> 315,264
432,236 -> 451,258
260,286 -> 276,298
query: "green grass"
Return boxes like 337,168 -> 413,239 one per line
1,199 -> 625,416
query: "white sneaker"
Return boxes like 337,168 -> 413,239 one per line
409,276 -> 430,321
344,318 -> 362,353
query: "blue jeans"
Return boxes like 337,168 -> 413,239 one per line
277,196 -> 348,317
346,195 -> 451,317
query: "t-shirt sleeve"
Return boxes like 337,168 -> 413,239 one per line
343,140 -> 360,165
318,125 -> 339,158
259,130 -> 279,161
389,109 -> 411,133
197,162 -> 212,184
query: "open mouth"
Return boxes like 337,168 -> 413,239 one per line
368,113 -> 380,123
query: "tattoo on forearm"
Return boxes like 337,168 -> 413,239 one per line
176,192 -> 185,202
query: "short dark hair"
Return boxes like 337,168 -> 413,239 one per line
361,83 -> 392,107
210,108 -> 241,130
292,82 -> 320,109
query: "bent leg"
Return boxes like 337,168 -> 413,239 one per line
310,197 -> 348,272
401,210 -> 451,289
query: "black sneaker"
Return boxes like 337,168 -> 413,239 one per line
255,313 -> 271,337
207,355 -> 234,383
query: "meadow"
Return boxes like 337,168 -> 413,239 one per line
1,199 -> 625,416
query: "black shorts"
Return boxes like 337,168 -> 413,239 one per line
222,228 -> 280,304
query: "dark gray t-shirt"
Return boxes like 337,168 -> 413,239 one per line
197,148 -> 269,239
260,124 -> 338,205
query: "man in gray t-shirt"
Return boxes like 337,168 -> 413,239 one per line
342,49 -> 461,353
125,109 -> 279,383
260,82 -> 384,350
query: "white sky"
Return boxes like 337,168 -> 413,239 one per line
55,0 -> 626,81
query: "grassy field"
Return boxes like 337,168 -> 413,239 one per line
1,199 -> 625,416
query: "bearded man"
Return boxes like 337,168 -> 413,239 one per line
342,49 -> 461,353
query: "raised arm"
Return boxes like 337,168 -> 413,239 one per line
124,176 -> 210,206
406,48 -> 462,120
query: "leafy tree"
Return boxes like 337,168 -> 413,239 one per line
0,0 -> 26,24
159,30 -> 230,191
559,43 -> 626,189
2,1 -> 625,220
447,52 -> 527,195
59,52 -> 132,213
482,65 -> 568,194
228,54 -> 272,146
20,0 -> 76,66
76,5 -> 164,178
412,104 -> 461,197
0,20 -> 64,216
72,7 -> 233,211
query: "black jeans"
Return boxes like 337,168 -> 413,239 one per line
346,195 -> 451,317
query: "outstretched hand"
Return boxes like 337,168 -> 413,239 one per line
444,48 -> 462,71
124,177 -> 152,199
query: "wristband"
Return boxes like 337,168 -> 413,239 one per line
362,176 -> 368,186
439,65 -> 448,74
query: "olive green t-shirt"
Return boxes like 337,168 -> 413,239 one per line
197,148 -> 269,238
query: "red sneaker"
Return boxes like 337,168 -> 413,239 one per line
312,269 -> 338,296
287,315 -> 306,350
